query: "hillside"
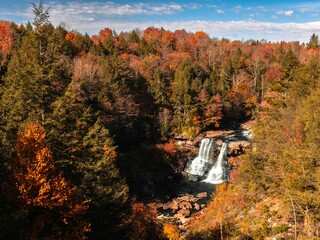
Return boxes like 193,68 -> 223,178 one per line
1,2 -> 320,239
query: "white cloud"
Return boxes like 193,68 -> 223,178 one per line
79,17 -> 95,21
299,8 -> 313,13
48,2 -> 183,18
277,10 -> 294,16
183,3 -> 202,10
63,19 -> 320,43
3,1 -> 320,43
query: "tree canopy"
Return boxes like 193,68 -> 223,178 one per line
1,2 -> 320,238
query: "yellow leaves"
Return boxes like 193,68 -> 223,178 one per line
163,223 -> 179,240
188,182 -> 247,236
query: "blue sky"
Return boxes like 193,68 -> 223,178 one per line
1,0 -> 320,42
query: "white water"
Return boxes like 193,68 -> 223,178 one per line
241,129 -> 252,139
185,138 -> 213,176
203,142 -> 228,184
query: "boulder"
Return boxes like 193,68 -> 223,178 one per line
194,202 -> 200,211
171,202 -> 179,211
172,197 -> 183,204
229,141 -> 250,151
173,213 -> 183,219
179,201 -> 193,209
176,140 -> 185,146
180,195 -> 196,202
162,202 -> 173,210
180,217 -> 191,225
197,192 -> 208,199
156,203 -> 163,209
162,201 -> 180,211
178,209 -> 191,217
178,224 -> 187,231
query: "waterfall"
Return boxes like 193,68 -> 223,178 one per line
185,138 -> 213,176
203,142 -> 228,184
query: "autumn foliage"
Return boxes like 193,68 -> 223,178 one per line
0,20 -> 14,55
163,222 -> 180,240
3,4 -> 320,238
126,202 -> 164,240
13,122 -> 90,239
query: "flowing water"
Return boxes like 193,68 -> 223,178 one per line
203,142 -> 228,184
185,139 -> 229,184
185,138 -> 213,176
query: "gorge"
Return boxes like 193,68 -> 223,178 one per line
154,123 -> 252,235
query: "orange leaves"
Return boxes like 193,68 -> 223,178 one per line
163,222 -> 179,240
99,28 -> 113,42
13,122 -> 90,237
203,95 -> 223,128
245,96 -> 258,116
188,35 -> 199,48
188,31 -> 209,49
161,31 -> 174,44
19,121 -> 46,142
65,32 -> 79,42
91,28 -> 113,45
103,144 -> 117,160
195,31 -> 209,39
187,182 -> 248,238
0,20 -> 14,55
144,27 -> 161,43
126,202 -> 163,239
163,51 -> 191,72
120,52 -> 130,61
163,141 -> 177,156
15,122 -> 73,207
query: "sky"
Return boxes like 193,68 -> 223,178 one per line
2,0 -> 320,42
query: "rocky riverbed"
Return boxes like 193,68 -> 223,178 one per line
150,121 -> 254,234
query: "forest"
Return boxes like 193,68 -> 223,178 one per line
1,1 -> 320,239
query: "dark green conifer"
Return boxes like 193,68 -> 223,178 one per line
307,33 -> 320,50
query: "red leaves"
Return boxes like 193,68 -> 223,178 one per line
264,63 -> 283,83
163,141 -> 177,156
91,27 -> 113,45
0,20 -> 14,54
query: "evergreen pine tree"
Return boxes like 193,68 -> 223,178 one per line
307,33 -> 320,50
0,22 -> 72,157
